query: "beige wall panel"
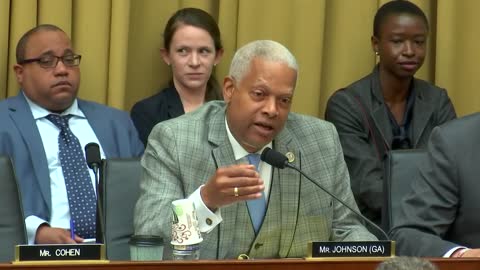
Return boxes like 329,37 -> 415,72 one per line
125,0 -> 178,111
181,0 -> 215,11
436,0 -> 480,116
73,0 -> 111,104
214,0 -> 236,86
288,0 -> 326,116
236,0 -> 296,45
38,0 -> 72,35
234,0 -> 325,116
0,0 -> 11,98
320,0 -> 377,118
107,0 -> 130,109
7,0 -> 37,97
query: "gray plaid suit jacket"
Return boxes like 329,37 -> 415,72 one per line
134,101 -> 376,259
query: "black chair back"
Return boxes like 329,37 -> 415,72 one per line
383,149 -> 428,232
0,156 -> 27,262
102,158 -> 142,260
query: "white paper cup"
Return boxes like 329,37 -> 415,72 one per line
171,199 -> 203,246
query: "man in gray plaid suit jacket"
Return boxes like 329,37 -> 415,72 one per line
134,40 -> 376,259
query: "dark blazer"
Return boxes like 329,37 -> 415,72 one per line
390,113 -> 480,256
130,87 -> 184,146
0,92 -> 144,223
325,66 -> 456,226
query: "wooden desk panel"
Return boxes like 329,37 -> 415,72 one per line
1,259 -> 480,270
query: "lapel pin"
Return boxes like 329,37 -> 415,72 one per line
286,152 -> 295,163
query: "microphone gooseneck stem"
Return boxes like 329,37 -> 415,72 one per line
93,165 -> 106,244
285,163 -> 390,241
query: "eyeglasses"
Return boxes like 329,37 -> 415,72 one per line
19,54 -> 82,68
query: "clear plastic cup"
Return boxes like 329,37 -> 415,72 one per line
129,235 -> 164,261
172,244 -> 200,260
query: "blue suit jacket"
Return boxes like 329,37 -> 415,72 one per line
0,92 -> 144,222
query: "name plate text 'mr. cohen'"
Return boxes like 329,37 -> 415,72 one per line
307,241 -> 394,258
15,244 -> 105,262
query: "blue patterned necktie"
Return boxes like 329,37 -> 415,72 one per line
246,153 -> 266,235
46,114 -> 96,239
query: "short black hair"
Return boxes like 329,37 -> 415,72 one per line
373,0 -> 429,38
16,24 -> 65,63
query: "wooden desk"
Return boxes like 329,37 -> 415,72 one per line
1,258 -> 480,270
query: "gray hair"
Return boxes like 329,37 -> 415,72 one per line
376,257 -> 438,270
228,40 -> 298,82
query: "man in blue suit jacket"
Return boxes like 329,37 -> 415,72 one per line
0,24 -> 143,244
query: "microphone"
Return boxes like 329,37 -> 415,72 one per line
85,142 -> 101,172
84,142 -> 105,244
260,147 -> 390,241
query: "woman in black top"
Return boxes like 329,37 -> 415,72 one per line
131,8 -> 223,145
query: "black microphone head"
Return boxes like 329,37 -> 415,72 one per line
85,142 -> 101,170
260,147 -> 288,169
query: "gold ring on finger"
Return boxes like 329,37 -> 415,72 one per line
234,187 -> 239,197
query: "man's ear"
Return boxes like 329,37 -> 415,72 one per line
371,35 -> 379,54
223,76 -> 235,103
13,64 -> 24,84
160,48 -> 171,66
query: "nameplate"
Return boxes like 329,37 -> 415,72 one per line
306,241 -> 395,259
15,244 -> 106,263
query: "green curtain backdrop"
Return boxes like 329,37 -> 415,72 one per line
1,0 -> 479,117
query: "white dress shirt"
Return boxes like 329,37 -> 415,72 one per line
188,118 -> 272,233
24,95 -> 105,244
